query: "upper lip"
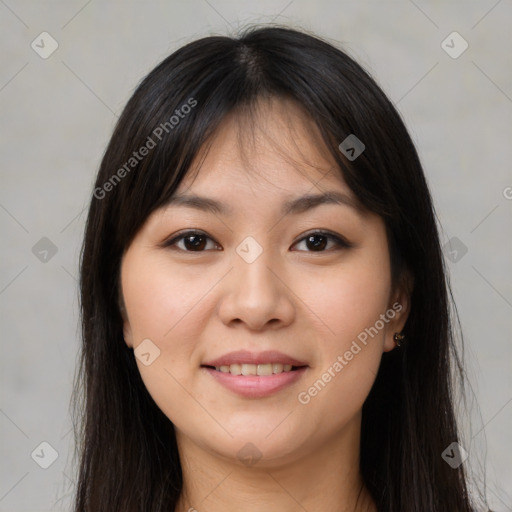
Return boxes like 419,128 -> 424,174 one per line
202,350 -> 308,367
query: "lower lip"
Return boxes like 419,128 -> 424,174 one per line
202,366 -> 308,398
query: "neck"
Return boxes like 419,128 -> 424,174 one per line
174,414 -> 376,512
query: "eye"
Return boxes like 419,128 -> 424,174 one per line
291,230 -> 352,252
162,230 -> 221,252
161,229 -> 351,253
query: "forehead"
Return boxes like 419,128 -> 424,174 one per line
177,96 -> 351,198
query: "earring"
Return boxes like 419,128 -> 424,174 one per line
393,332 -> 405,347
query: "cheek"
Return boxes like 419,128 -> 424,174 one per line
292,247 -> 391,414
122,256 -> 213,351
302,252 -> 392,351
121,256 -> 215,427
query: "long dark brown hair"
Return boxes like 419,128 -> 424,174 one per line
72,25 -> 485,511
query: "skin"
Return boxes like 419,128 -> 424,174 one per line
120,97 -> 410,512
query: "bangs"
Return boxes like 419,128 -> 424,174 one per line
158,95 -> 356,207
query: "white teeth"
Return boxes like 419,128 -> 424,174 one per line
273,363 -> 283,373
228,363 -> 241,375
214,363 -> 297,376
241,363 -> 257,376
257,363 -> 273,376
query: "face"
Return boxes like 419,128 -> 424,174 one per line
120,97 -> 409,467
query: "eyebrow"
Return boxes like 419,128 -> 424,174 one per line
163,191 -> 362,216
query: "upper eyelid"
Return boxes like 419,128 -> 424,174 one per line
294,231 -> 351,247
160,229 -> 217,249
162,229 -> 351,250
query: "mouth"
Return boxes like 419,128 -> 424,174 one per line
201,363 -> 307,376
200,350 -> 309,398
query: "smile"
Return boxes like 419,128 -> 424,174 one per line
201,350 -> 309,398
207,363 -> 302,376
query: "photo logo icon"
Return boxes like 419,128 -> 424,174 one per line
32,237 -> 58,263
338,134 -> 365,161
441,31 -> 469,59
31,32 -> 59,59
441,442 -> 468,468
236,236 -> 263,264
134,338 -> 161,366
31,441 -> 59,469
237,442 -> 262,466
443,237 -> 468,263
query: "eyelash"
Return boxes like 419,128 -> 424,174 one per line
161,229 -> 352,253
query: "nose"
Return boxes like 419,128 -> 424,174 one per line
217,243 -> 296,331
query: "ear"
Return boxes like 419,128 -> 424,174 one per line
123,318 -> 134,349
383,270 -> 413,353
119,292 -> 134,349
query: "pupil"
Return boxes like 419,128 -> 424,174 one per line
185,235 -> 206,251
307,234 -> 327,251
183,234 -> 327,251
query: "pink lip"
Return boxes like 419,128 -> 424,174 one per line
201,350 -> 309,398
202,350 -> 308,367
202,366 -> 308,398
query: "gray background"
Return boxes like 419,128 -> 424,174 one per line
1,1 -> 511,511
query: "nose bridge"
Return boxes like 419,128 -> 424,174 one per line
234,234 -> 280,302
218,234 -> 294,329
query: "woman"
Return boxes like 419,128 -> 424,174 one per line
72,25 -> 484,511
